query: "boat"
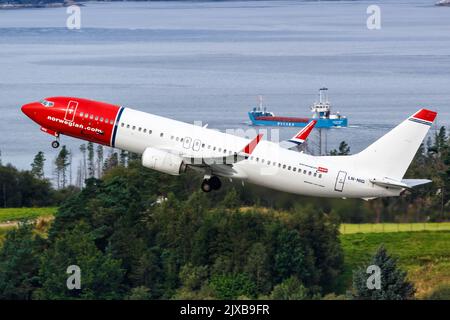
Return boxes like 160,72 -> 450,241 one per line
248,88 -> 348,128
436,0 -> 450,6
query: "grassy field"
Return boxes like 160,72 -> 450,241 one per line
340,231 -> 450,299
340,222 -> 450,234
0,207 -> 57,223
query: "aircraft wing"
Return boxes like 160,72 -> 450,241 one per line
176,133 -> 263,173
279,120 -> 317,149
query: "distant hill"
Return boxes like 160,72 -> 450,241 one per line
0,0 -> 66,9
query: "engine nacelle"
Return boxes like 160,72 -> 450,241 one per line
142,147 -> 186,176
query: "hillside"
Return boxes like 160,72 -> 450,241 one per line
1,205 -> 449,299
340,231 -> 450,299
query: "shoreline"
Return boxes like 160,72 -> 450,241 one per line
0,2 -> 83,10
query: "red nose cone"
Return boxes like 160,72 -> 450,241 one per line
21,102 -> 39,119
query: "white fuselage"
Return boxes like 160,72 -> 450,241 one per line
114,108 -> 399,198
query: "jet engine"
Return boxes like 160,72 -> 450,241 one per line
142,147 -> 187,175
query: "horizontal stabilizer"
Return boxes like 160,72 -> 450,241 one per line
401,179 -> 432,188
370,177 -> 409,189
370,177 -> 432,190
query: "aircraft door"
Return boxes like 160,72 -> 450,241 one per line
192,139 -> 201,151
183,137 -> 192,149
334,170 -> 347,192
64,100 -> 78,122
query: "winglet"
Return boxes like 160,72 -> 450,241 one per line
410,109 -> 437,125
288,120 -> 317,145
242,133 -> 263,155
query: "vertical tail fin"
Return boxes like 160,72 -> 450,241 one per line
353,109 -> 437,180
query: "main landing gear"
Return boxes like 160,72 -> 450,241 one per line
201,176 -> 222,193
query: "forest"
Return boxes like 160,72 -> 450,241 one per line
0,127 -> 448,299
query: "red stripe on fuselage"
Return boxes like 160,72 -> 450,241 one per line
34,97 -> 121,146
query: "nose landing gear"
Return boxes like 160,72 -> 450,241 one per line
51,136 -> 60,149
201,175 -> 222,193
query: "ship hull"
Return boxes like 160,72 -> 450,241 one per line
248,112 -> 347,128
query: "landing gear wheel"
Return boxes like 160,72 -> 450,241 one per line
209,176 -> 222,190
201,179 -> 212,193
51,140 -> 60,149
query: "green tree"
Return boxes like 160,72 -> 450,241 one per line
243,243 -> 271,294
126,286 -> 151,300
79,144 -> 87,181
96,145 -> 104,178
54,145 -> 70,189
330,141 -> 350,155
31,151 -> 45,179
103,150 -> 119,172
293,207 -> 343,292
432,126 -> 447,154
87,142 -> 95,178
0,223 -> 42,299
210,273 -> 256,299
221,188 -> 240,209
352,246 -> 415,300
35,222 -> 125,299
272,226 -> 312,284
269,276 -> 311,300
0,164 -> 53,207
178,263 -> 209,291
119,150 -> 128,167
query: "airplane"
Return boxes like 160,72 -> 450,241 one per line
21,97 -> 437,199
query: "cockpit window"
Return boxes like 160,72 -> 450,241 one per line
39,99 -> 54,107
